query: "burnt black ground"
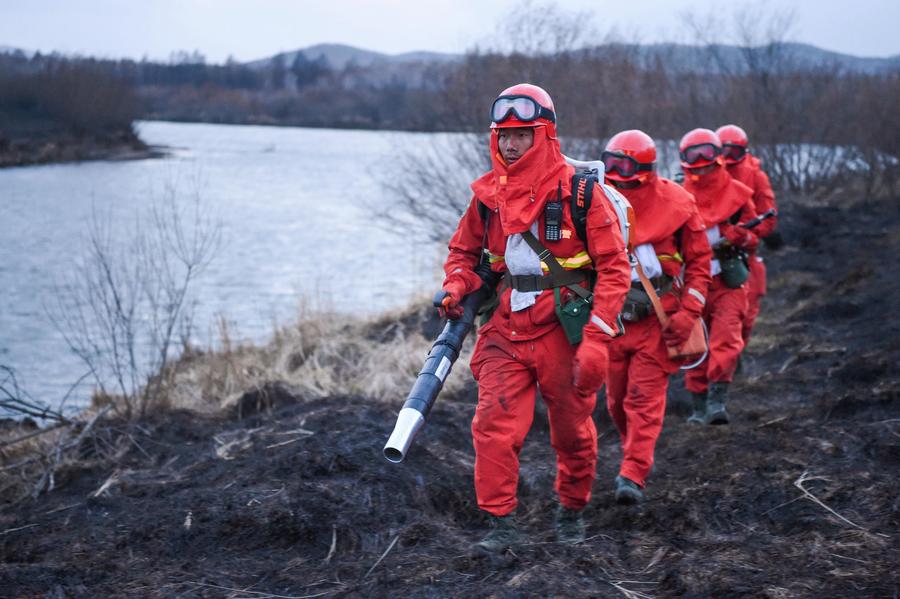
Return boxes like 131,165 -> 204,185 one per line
1,192 -> 899,598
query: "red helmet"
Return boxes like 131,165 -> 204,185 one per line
490,83 -> 556,134
716,124 -> 750,164
679,128 -> 722,169
602,129 -> 656,182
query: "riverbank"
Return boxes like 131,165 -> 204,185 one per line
0,128 -> 166,168
1,188 -> 898,597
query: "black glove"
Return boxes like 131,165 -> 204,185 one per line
762,231 -> 784,251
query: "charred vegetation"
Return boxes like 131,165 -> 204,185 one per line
1,188 -> 898,597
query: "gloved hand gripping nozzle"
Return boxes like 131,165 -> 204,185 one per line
383,261 -> 499,463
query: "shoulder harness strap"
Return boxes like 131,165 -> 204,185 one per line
477,200 -> 491,222
570,173 -> 595,245
476,200 -> 492,260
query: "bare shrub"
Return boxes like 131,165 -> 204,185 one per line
483,0 -> 597,57
0,364 -> 120,500
372,1 -> 610,243
373,133 -> 488,244
678,6 -> 899,197
47,175 -> 221,419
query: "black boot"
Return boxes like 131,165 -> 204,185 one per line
472,514 -> 523,554
555,505 -> 586,544
706,382 -> 730,425
614,475 -> 644,505
687,391 -> 707,424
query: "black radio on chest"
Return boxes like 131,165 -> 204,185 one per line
544,200 -> 562,241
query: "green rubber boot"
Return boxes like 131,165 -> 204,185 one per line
473,514 -> 523,554
614,475 -> 644,505
687,391 -> 708,424
555,505 -> 586,544
706,382 -> 730,425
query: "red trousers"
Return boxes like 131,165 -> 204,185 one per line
607,316 -> 678,486
469,325 -> 598,516
684,276 -> 748,393
742,255 -> 767,345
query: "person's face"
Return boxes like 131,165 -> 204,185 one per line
686,163 -> 718,176
498,127 -> 534,164
611,178 -> 642,190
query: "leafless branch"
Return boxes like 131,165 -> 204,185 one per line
45,172 -> 221,419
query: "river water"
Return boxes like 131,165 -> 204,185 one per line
0,121 -> 462,411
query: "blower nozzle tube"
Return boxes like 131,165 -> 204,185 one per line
383,263 -> 498,463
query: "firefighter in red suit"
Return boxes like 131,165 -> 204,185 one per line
716,124 -> 778,348
679,128 -> 758,425
602,130 -> 712,503
439,84 -> 630,552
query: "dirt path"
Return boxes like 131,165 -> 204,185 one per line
2,192 -> 898,598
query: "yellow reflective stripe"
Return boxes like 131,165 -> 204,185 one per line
488,254 -> 505,264
658,252 -> 683,263
560,252 -> 592,269
539,251 -> 592,271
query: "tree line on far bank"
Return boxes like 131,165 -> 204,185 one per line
0,5 -> 897,196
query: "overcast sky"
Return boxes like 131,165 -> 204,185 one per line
1,0 -> 898,63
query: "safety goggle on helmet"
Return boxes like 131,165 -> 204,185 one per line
680,143 -> 721,167
716,124 -> 749,164
679,128 -> 723,169
601,151 -> 655,180
490,95 -> 556,127
602,130 -> 657,182
721,143 -> 748,163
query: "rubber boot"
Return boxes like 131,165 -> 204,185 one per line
614,475 -> 643,505
473,514 -> 522,554
687,391 -> 707,424
706,382 -> 730,425
555,505 -> 586,544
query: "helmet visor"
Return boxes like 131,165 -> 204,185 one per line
680,143 -> 720,165
491,95 -> 556,124
722,143 -> 747,163
601,151 -> 654,179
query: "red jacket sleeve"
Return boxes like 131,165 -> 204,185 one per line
584,184 -> 631,337
442,197 -> 490,296
752,169 -> 778,239
721,197 -> 760,253
677,211 -> 713,316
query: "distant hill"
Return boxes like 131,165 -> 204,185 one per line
248,41 -> 900,76
245,43 -> 460,70
614,42 -> 900,75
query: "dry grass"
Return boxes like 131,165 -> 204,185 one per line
1,297 -> 463,501
164,295 -> 473,414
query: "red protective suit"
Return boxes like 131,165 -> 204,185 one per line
443,125 -> 631,516
606,175 -> 712,486
726,155 -> 777,345
682,166 -> 757,394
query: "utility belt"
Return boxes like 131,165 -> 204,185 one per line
621,275 -> 673,323
503,269 -> 587,292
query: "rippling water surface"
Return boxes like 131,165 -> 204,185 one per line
0,121 -> 457,409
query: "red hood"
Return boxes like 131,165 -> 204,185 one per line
616,173 -> 696,246
683,164 -> 752,226
471,125 -> 572,235
725,154 -> 759,189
